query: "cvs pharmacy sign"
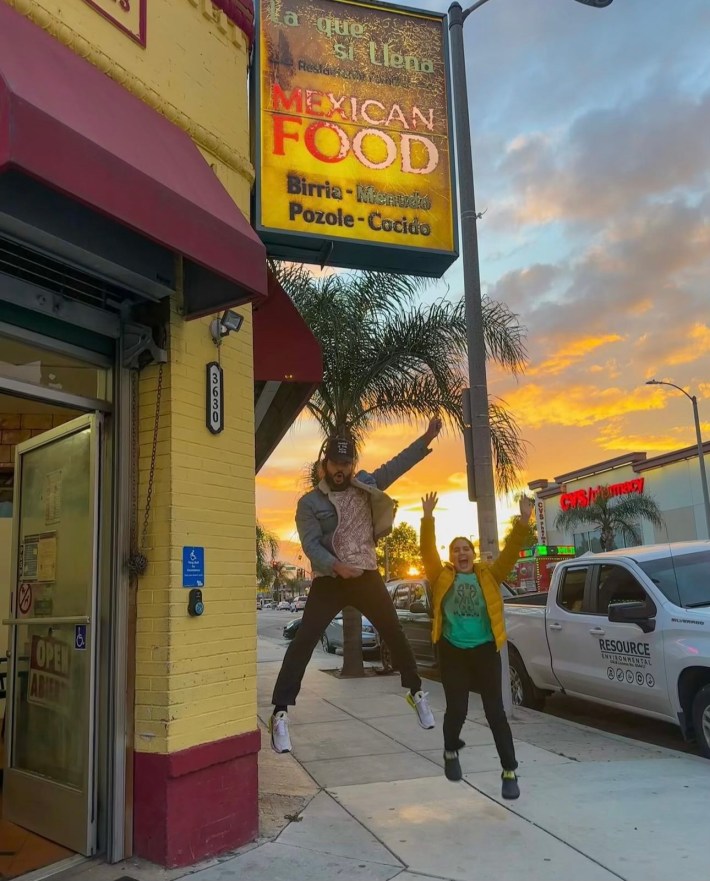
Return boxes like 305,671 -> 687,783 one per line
560,478 -> 645,510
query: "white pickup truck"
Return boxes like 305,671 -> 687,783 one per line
504,542 -> 710,757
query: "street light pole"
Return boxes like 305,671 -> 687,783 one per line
646,379 -> 710,539
690,396 -> 710,539
448,0 -> 613,713
449,1 -> 499,562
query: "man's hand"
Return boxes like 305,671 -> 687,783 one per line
422,491 -> 438,518
422,415 -> 443,446
333,561 -> 364,579
519,495 -> 534,522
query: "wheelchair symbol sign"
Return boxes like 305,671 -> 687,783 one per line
75,624 -> 87,651
182,546 -> 205,587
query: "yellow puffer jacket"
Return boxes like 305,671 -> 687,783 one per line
420,518 -> 531,651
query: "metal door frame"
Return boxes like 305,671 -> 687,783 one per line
4,414 -> 102,853
0,323 -> 132,861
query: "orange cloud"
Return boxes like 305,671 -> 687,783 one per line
503,383 -> 668,429
528,334 -> 624,377
665,324 -> 710,366
596,424 -> 694,453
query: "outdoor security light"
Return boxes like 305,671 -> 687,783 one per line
210,309 -> 244,344
221,310 -> 244,333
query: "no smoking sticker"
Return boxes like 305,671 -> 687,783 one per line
18,583 -> 33,617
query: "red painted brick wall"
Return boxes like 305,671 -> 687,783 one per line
133,729 -> 260,867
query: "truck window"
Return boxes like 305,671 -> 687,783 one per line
393,585 -> 411,609
411,583 -> 426,604
638,550 -> 710,608
557,568 -> 588,613
597,565 -> 654,615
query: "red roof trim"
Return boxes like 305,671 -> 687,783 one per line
213,0 -> 255,44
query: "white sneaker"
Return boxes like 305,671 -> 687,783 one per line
407,690 -> 435,729
269,711 -> 292,753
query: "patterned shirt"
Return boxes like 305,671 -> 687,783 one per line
330,487 -> 378,571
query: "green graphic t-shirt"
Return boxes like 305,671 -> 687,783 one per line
442,572 -> 494,649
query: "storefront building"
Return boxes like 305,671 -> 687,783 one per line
0,0 -> 321,875
530,444 -> 710,552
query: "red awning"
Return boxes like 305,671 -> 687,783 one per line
253,273 -> 322,470
253,273 -> 322,385
0,4 -> 267,317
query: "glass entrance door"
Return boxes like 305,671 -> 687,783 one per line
3,414 -> 101,855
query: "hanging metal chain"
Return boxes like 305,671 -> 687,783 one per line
128,362 -> 164,578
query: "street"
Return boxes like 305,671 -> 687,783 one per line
257,608 -> 698,757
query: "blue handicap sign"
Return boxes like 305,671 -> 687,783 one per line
183,546 -> 205,587
75,624 -> 87,651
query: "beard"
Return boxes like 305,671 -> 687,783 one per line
325,470 -> 351,491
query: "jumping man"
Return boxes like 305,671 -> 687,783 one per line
269,417 -> 443,753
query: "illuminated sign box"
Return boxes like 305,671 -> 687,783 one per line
519,545 -> 577,558
253,0 -> 458,276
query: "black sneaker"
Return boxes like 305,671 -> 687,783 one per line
444,750 -> 462,782
501,770 -> 520,800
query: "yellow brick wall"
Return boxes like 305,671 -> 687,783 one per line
3,0 -> 260,754
135,307 -> 257,754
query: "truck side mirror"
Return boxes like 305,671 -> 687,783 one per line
608,601 -> 656,634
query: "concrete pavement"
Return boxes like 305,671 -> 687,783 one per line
56,633 -> 710,881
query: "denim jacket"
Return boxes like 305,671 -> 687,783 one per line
296,437 -> 431,577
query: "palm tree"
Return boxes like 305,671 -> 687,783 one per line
272,262 -> 528,675
273,262 -> 528,489
256,521 -> 279,593
555,490 -> 664,552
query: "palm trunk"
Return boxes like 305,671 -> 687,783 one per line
340,605 -> 365,677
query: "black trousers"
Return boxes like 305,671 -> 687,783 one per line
272,570 -> 422,707
438,637 -> 517,771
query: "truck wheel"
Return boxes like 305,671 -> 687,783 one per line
692,684 -> 710,758
509,649 -> 545,711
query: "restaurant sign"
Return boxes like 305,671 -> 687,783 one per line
83,0 -> 147,46
253,0 -> 458,276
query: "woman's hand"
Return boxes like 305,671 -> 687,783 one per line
519,495 -> 534,522
422,491 -> 438,517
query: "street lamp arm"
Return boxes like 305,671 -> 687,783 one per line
460,0 -> 496,22
646,379 -> 693,403
646,378 -> 710,539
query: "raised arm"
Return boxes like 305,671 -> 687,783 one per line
370,416 -> 442,490
419,491 -> 444,584
489,496 -> 534,584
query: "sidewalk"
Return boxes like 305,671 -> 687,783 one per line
60,636 -> 710,881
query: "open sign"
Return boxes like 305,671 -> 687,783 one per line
28,634 -> 70,711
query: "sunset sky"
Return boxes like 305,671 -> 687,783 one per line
256,0 -> 710,566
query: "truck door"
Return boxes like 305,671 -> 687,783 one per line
585,563 -> 670,715
545,564 -> 599,694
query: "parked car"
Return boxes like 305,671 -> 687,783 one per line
277,600 -> 292,611
261,601 -> 275,610
283,617 -> 301,640
283,613 -> 379,656
293,595 -> 308,611
382,577 -> 518,671
504,542 -> 710,757
321,613 -> 379,656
